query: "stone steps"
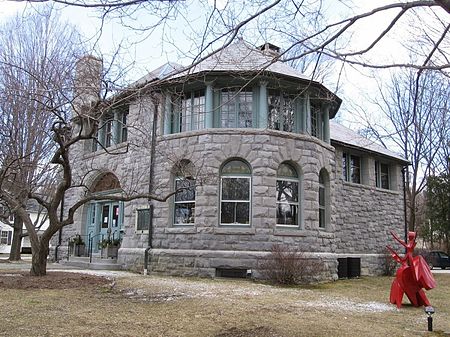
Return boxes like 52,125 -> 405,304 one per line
61,255 -> 122,271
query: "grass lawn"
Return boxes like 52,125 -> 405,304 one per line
0,269 -> 449,337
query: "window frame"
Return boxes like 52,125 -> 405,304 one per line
173,90 -> 206,133
310,101 -> 322,139
276,163 -> 300,227
220,89 -> 253,128
268,91 -> 296,132
219,160 -> 252,226
319,171 -> 326,229
375,161 -> 390,189
92,105 -> 129,151
135,208 -> 151,232
173,177 -> 196,226
0,230 -> 9,245
342,152 -> 361,184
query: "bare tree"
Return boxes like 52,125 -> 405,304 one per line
360,68 -> 449,232
17,0 -> 450,74
0,6 -> 84,260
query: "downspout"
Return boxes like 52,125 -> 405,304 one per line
144,94 -> 159,275
143,205 -> 154,275
54,192 -> 64,262
401,166 -> 408,243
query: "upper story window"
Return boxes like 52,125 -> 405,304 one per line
92,105 -> 129,151
276,163 -> 299,226
175,90 -> 205,132
342,152 -> 361,184
221,90 -> 253,128
310,101 -> 323,139
220,159 -> 251,225
268,91 -> 295,132
375,161 -> 390,189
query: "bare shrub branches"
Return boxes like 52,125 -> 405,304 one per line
259,244 -> 325,285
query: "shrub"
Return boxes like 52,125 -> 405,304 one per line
382,252 -> 398,276
259,244 -> 324,285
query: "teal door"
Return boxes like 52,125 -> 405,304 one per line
100,202 -> 121,239
86,201 -> 123,252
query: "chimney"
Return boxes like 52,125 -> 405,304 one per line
73,55 -> 103,114
258,43 -> 281,57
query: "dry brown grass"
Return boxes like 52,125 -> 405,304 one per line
0,269 -> 449,337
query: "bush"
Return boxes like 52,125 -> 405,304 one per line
382,252 -> 398,276
259,244 -> 324,285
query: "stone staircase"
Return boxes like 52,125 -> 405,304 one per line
60,254 -> 122,271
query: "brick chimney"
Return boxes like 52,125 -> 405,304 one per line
258,43 -> 281,58
73,55 -> 102,115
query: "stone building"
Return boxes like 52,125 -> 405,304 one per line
61,40 -> 407,279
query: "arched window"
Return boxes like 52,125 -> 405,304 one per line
276,163 -> 299,226
173,160 -> 196,225
319,169 -> 330,229
220,159 -> 251,225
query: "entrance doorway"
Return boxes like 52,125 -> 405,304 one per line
87,201 -> 123,253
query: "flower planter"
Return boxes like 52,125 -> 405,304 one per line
74,244 -> 86,257
101,245 -> 119,259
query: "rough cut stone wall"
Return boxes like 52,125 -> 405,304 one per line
51,97 -> 158,259
333,146 -> 405,276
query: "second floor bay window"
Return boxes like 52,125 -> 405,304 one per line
92,105 -> 129,151
172,90 -> 206,132
221,90 -> 253,128
268,91 -> 296,132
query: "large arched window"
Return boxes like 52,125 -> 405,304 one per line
220,159 -> 251,225
276,163 -> 299,226
319,168 -> 330,229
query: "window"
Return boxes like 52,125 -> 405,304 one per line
221,90 -> 253,128
220,160 -> 251,225
342,153 -> 361,184
174,178 -> 196,225
1,231 -> 8,244
172,90 -> 205,132
104,116 -> 114,147
0,230 -> 11,245
93,105 -> 129,151
136,208 -> 151,231
276,163 -> 299,226
310,101 -> 323,139
319,170 -> 326,228
375,161 -> 390,189
268,92 -> 295,132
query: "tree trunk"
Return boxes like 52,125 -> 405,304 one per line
30,241 -> 49,276
8,216 -> 23,261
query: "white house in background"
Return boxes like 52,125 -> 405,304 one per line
0,201 -> 50,254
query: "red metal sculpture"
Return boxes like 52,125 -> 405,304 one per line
386,231 -> 436,308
